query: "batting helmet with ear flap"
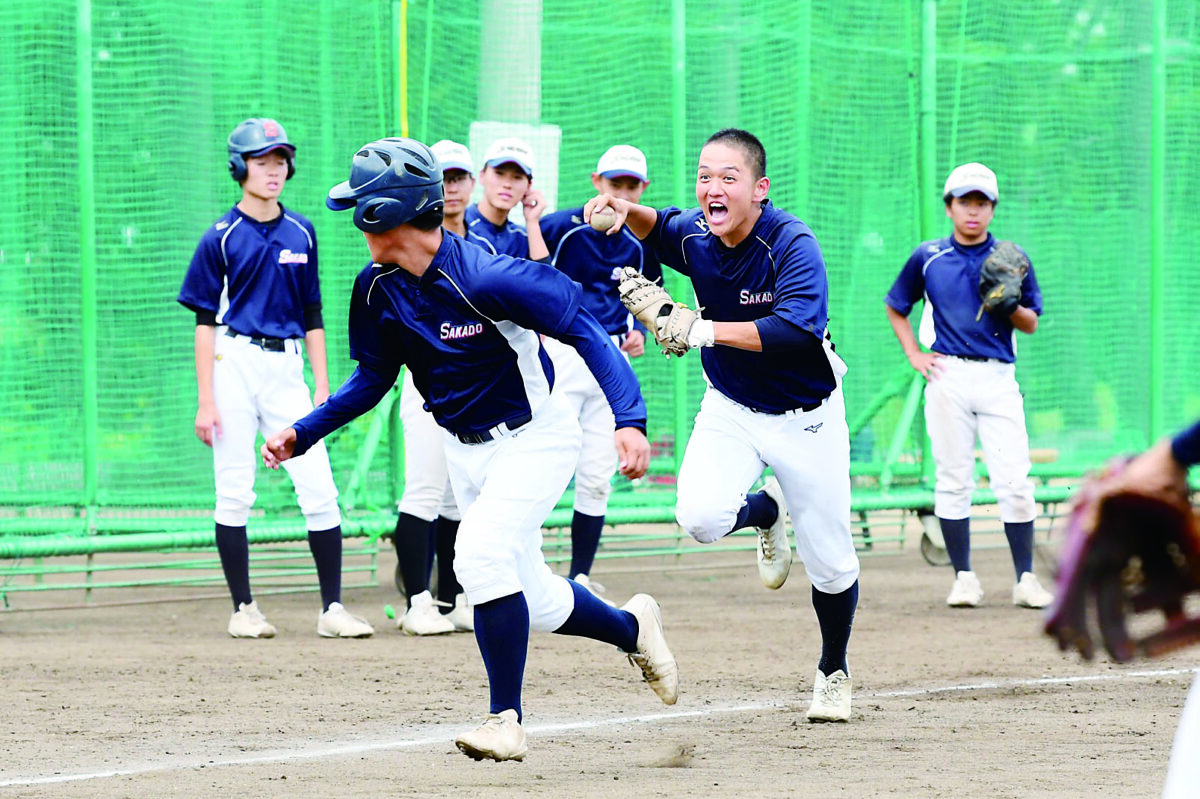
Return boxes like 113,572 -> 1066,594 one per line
228,118 -> 296,183
326,138 -> 444,233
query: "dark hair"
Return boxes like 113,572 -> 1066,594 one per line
409,206 -> 445,231
705,128 -> 766,180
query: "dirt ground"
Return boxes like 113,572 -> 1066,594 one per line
1,529 -> 1196,799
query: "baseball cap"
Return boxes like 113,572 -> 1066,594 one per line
431,139 -> 475,176
943,162 -> 999,202
595,145 -> 648,183
483,137 -> 535,177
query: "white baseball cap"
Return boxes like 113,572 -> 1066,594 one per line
595,145 -> 648,183
483,137 -> 535,177
943,162 -> 999,202
430,139 -> 474,176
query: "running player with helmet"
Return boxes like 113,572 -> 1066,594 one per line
388,139 -> 491,637
884,163 -> 1053,611
464,137 -> 548,259
177,118 -> 373,639
585,128 -> 860,723
538,145 -> 660,601
261,137 -> 678,762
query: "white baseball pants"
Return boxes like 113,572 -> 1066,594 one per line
923,356 -> 1036,522
675,385 -> 860,595
446,391 -> 582,632
543,337 -> 620,516
396,369 -> 460,522
211,331 -> 340,530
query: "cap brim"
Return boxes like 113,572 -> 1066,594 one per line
440,162 -> 475,175
948,185 -> 997,202
247,143 -> 296,158
326,180 -> 358,210
600,169 -> 647,182
486,158 -> 532,177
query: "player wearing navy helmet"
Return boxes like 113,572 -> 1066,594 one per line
388,139 -> 493,637
538,145 -> 660,602
585,128 -> 860,723
262,137 -> 678,762
177,117 -> 373,639
885,162 -> 1053,611
464,137 -> 548,259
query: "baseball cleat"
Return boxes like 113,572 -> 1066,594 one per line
400,590 -> 455,636
756,478 -> 793,589
1012,572 -> 1054,609
621,593 -> 679,705
574,574 -> 617,607
228,600 -> 277,639
946,570 -> 984,607
445,592 -> 474,632
317,602 -> 375,638
806,669 -> 852,722
455,709 -> 528,762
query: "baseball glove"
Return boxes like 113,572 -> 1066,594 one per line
1044,457 -> 1200,663
975,240 -> 1028,321
617,266 -> 695,357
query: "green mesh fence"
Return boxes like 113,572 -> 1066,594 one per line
1,0 -> 1198,534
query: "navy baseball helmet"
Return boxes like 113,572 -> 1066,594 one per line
227,118 -> 296,183
326,137 -> 444,233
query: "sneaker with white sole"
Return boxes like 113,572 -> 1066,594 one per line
445,592 -> 474,632
228,600 -> 276,639
574,574 -> 616,607
946,570 -> 984,608
756,478 -> 793,590
806,669 -> 852,722
400,590 -> 455,636
621,593 -> 679,705
317,602 -> 375,638
455,709 -> 528,762
1013,572 -> 1054,609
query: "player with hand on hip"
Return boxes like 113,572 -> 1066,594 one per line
538,144 -> 661,603
585,128 -> 859,723
464,137 -> 548,259
176,117 -> 373,639
387,139 -> 489,636
261,137 -> 678,762
884,162 -> 1053,610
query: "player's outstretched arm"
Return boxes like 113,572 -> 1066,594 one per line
615,426 -> 650,479
584,194 -> 657,239
262,428 -> 297,469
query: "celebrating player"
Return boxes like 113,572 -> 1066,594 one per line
884,162 -> 1054,610
464,137 -> 548,259
176,117 -> 374,639
387,139 -> 490,636
538,144 -> 661,602
585,128 -> 860,723
261,137 -> 678,762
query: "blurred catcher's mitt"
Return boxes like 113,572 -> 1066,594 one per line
975,239 -> 1028,321
1044,457 -> 1200,662
617,266 -> 695,357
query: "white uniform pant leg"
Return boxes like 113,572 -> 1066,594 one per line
1163,674 -> 1200,799
675,388 -> 770,544
211,334 -> 261,526
397,369 -> 460,522
923,361 -> 980,520
762,388 -> 859,594
545,338 -> 618,517
973,363 -> 1036,523
256,345 -> 341,531
446,393 -> 582,632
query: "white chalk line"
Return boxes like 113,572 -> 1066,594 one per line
2,666 -> 1195,788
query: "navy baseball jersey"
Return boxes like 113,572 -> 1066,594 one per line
178,205 -> 320,339
290,232 -> 646,453
885,233 -> 1042,363
647,200 -> 835,413
464,203 -> 529,257
541,207 -> 662,336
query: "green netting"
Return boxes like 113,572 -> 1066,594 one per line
1,0 -> 1198,527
